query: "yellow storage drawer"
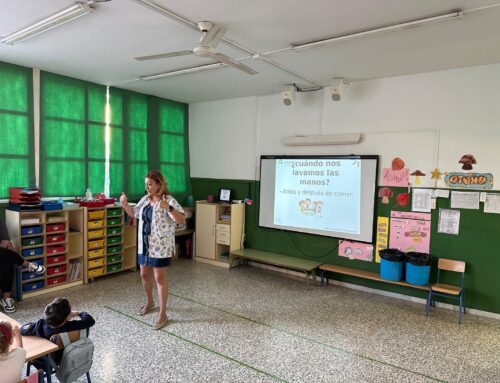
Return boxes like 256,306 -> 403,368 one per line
88,248 -> 105,258
88,210 -> 105,219
87,267 -> 105,278
88,258 -> 105,268
88,220 -> 104,229
88,229 -> 105,239
88,239 -> 105,249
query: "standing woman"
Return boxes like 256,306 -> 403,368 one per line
120,170 -> 185,330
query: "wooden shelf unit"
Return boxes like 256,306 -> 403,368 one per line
83,206 -> 137,283
6,208 -> 85,300
195,201 -> 244,268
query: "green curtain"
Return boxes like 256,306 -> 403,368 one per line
0,62 -> 35,198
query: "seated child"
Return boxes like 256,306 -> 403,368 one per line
0,321 -> 26,383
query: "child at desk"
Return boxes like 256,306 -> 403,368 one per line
0,321 -> 25,383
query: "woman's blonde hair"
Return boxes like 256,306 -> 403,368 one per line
0,321 -> 12,354
145,170 -> 171,199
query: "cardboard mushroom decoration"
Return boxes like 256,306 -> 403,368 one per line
458,154 -> 476,170
378,187 -> 393,204
410,170 -> 426,185
391,157 -> 405,171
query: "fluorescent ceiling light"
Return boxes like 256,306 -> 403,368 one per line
1,2 -> 93,45
282,134 -> 362,146
141,63 -> 225,80
292,10 -> 463,52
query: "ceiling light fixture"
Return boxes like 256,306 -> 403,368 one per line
292,10 -> 463,52
1,2 -> 93,45
282,134 -> 362,146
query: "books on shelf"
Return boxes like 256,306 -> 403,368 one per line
69,261 -> 81,281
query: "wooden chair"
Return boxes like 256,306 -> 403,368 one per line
425,258 -> 466,323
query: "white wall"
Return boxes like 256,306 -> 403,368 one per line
190,63 -> 500,187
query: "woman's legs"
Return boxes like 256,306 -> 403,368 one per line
139,265 -> 155,308
0,247 -> 25,266
153,266 -> 168,322
0,261 -> 15,298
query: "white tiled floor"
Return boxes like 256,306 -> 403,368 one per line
11,259 -> 500,382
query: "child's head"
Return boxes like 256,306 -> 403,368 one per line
0,321 -> 13,354
44,297 -> 71,327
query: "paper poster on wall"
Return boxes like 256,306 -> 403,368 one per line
438,208 -> 460,235
484,194 -> 500,214
389,211 -> 431,253
338,240 -> 374,262
382,168 -> 409,187
375,216 -> 389,263
450,191 -> 480,209
412,189 -> 433,212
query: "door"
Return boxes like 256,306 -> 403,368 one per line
195,202 -> 216,259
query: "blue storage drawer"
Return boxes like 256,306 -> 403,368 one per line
21,226 -> 43,235
21,247 -> 44,257
22,281 -> 45,292
22,272 -> 40,281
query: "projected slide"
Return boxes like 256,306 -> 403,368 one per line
273,158 -> 361,234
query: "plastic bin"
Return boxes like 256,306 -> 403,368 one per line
22,281 -> 44,292
21,226 -> 43,235
107,236 -> 122,245
47,276 -> 66,286
46,223 -> 66,232
22,247 -> 43,257
379,249 -> 405,281
107,209 -> 121,216
107,227 -> 122,235
405,252 -> 433,285
21,237 -> 43,246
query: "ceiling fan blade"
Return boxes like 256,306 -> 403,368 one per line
134,50 -> 193,61
199,24 -> 227,49
213,53 -> 258,75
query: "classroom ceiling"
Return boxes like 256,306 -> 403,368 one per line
1,0 -> 500,104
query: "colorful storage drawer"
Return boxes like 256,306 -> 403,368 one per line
107,235 -> 122,245
21,236 -> 43,246
107,209 -> 121,217
88,239 -> 105,249
107,254 -> 122,264
106,263 -> 122,273
47,234 -> 65,243
107,217 -> 122,226
47,265 -> 67,275
22,272 -> 42,281
21,226 -> 43,235
88,258 -> 105,268
88,220 -> 104,229
87,267 -> 105,278
46,223 -> 66,232
88,229 -> 105,239
88,248 -> 105,258
107,245 -> 122,255
47,255 -> 66,264
47,276 -> 66,286
88,210 -> 105,219
107,227 -> 122,235
47,245 -> 65,254
21,247 -> 43,257
22,281 -> 44,292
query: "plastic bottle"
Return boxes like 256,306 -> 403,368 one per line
85,188 -> 93,201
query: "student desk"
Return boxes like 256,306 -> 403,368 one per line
0,312 -> 58,381
230,248 -> 322,285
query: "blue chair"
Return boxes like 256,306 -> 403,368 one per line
425,258 -> 466,323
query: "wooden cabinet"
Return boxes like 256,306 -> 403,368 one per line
6,208 -> 84,300
83,206 -> 137,283
195,201 -> 244,268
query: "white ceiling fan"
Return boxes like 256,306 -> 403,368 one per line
135,21 -> 257,75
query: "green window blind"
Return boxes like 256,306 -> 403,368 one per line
0,62 -> 35,198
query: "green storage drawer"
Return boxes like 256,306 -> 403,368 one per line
106,263 -> 122,273
107,226 -> 122,235
107,235 -> 122,245
107,209 -> 122,217
107,254 -> 122,264
21,236 -> 43,246
107,217 -> 122,226
107,245 -> 123,254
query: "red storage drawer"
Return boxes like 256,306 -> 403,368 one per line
47,255 -> 66,264
46,223 -> 66,232
46,245 -> 65,254
47,265 -> 67,275
47,276 -> 66,286
47,234 -> 65,243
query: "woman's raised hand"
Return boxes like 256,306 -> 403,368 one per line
160,194 -> 169,209
120,192 -> 128,207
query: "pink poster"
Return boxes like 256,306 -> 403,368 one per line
382,168 -> 409,187
389,211 -> 431,253
338,240 -> 374,262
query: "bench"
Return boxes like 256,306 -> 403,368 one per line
319,264 -> 430,291
230,248 -> 323,285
